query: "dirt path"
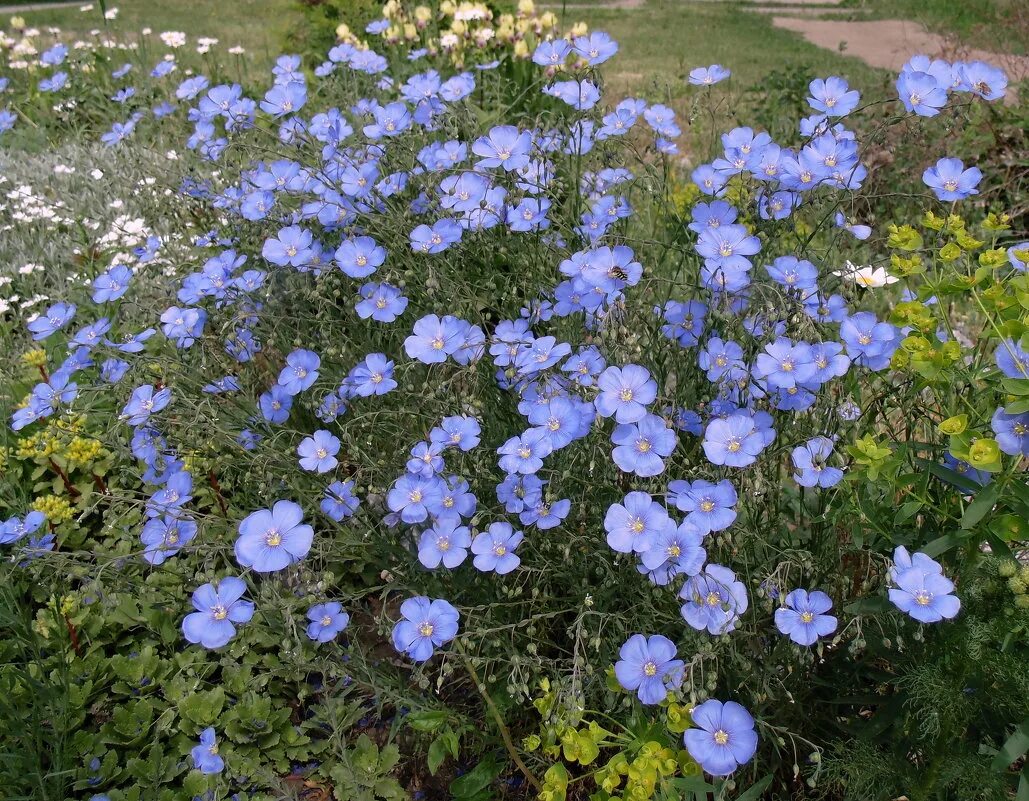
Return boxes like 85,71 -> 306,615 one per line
770,17 -> 1029,80
0,0 -> 80,12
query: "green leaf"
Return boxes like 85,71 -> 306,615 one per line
406,709 -> 449,732
961,481 -> 1002,529
1001,378 -> 1029,396
735,774 -> 773,801
428,736 -> 448,775
921,531 -> 968,558
450,753 -> 502,799
992,719 -> 1029,772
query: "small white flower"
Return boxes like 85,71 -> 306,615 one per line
834,260 -> 898,288
160,31 -> 186,48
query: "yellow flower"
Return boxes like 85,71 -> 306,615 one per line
518,0 -> 535,14
22,348 -> 47,368
32,494 -> 74,525
65,436 -> 104,468
570,21 -> 589,37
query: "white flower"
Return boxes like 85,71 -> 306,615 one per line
834,260 -> 898,288
104,7 -> 118,19
160,31 -> 186,48
228,45 -> 245,55
90,169 -> 104,180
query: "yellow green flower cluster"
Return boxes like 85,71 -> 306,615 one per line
360,0 -> 586,68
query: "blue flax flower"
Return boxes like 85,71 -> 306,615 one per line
684,700 -> 757,776
182,576 -> 254,648
306,602 -> 350,642
775,589 -> 838,645
471,522 -> 522,574
391,596 -> 459,661
614,634 -> 684,704
234,500 -> 313,572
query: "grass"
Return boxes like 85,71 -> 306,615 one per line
8,0 -> 298,67
549,1 -> 886,98
838,0 -> 1028,55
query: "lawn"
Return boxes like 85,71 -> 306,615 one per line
549,0 -> 884,92
9,0 -> 298,66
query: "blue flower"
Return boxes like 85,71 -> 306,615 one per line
612,414 -> 676,477
572,32 -> 618,65
923,157 -> 982,201
306,602 -> 350,642
472,125 -> 532,171
684,700 -> 758,776
471,522 -> 522,574
957,60 -> 1007,100
418,518 -> 472,569
363,101 -> 411,139
604,491 -> 673,554
668,479 -> 737,535
234,501 -> 313,572
336,236 -> 385,278
695,224 -> 761,272
405,314 -> 464,363
260,81 -> 306,117
122,385 -> 172,427
679,564 -> 748,634
298,430 -> 340,473
785,431 -> 839,482
702,414 -> 767,468
688,65 -> 730,86
410,220 -> 463,253
0,511 -> 46,546
595,364 -> 657,423
141,515 -> 196,565
349,353 -> 397,396
889,551 -> 961,623
430,416 -> 482,451
27,302 -> 76,340
544,80 -> 600,111
614,634 -> 684,704
840,312 -> 900,371
91,264 -> 133,303
262,225 -> 315,268
387,474 -> 445,523
532,39 -> 571,67
807,76 -> 860,116
992,407 -> 1028,457
406,441 -> 445,477
182,577 -> 254,648
391,596 -> 459,662
160,306 -> 207,348
775,589 -> 838,645
278,348 -> 320,394
321,480 -> 360,521
356,282 -> 408,322
191,727 -> 225,774
639,521 -> 706,584
498,429 -> 553,475
260,384 -> 293,423
520,497 -> 571,530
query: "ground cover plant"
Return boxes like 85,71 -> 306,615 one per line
0,2 -> 1027,801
